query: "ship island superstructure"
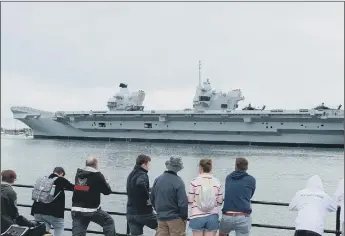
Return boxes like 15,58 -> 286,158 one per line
10,63 -> 344,148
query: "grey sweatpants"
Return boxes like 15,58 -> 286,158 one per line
71,208 -> 116,236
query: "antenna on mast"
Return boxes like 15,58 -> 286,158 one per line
198,61 -> 202,86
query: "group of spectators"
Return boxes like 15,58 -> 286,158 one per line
126,155 -> 256,236
1,157 -> 115,236
0,155 -> 344,236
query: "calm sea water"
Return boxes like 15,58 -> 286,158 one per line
1,135 -> 344,236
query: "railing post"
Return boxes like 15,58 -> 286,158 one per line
336,206 -> 341,236
126,221 -> 130,235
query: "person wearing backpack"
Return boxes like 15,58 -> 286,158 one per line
31,167 -> 74,236
219,157 -> 256,236
71,156 -> 115,236
188,158 -> 223,236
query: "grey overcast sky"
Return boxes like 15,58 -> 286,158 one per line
1,2 -> 344,128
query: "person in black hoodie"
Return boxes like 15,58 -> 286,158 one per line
31,167 -> 74,236
126,154 -> 158,236
71,156 -> 115,236
1,170 -> 35,234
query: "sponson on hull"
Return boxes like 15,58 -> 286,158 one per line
10,62 -> 344,148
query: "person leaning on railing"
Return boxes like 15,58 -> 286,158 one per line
31,167 -> 74,236
1,170 -> 35,234
219,157 -> 256,236
289,175 -> 337,236
126,154 -> 158,236
71,157 -> 116,236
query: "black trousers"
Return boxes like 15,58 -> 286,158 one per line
127,213 -> 158,235
71,208 -> 116,236
294,230 -> 321,236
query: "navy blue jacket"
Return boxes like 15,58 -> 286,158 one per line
222,170 -> 256,214
126,166 -> 153,215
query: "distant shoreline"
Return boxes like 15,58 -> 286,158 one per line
1,117 -> 29,130
1,127 -> 32,135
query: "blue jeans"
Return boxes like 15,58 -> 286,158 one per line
219,214 -> 252,236
189,214 -> 219,231
34,214 -> 64,236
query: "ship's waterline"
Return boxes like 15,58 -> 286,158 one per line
13,111 -> 344,148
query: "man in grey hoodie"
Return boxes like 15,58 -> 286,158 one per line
150,157 -> 188,236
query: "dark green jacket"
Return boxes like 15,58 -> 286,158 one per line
1,182 -> 19,233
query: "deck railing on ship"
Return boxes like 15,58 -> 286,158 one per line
13,184 -> 342,236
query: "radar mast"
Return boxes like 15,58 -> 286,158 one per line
198,61 -> 202,87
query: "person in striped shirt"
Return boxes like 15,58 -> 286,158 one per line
188,158 -> 223,236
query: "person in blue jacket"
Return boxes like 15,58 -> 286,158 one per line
219,157 -> 256,236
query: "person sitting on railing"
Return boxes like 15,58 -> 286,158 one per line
289,175 -> 337,236
30,167 -> 74,236
334,178 -> 344,236
126,154 -> 158,236
219,157 -> 256,236
150,157 -> 188,236
71,156 -> 115,236
188,158 -> 223,236
1,170 -> 35,234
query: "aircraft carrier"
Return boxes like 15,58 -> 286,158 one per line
10,64 -> 344,148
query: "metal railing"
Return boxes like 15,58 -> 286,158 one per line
13,184 -> 342,236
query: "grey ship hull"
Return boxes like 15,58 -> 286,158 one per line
11,107 -> 344,148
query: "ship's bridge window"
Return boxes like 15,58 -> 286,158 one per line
98,123 -> 106,128
144,123 -> 152,128
221,104 -> 228,109
199,96 -> 211,101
